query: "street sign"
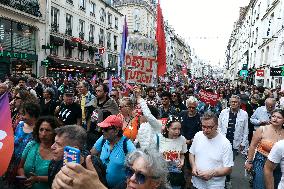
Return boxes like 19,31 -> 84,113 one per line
239,70 -> 248,77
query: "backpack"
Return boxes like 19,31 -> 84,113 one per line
100,137 -> 129,155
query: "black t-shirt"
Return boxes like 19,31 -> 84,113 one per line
57,103 -> 82,125
40,99 -> 56,116
179,111 -> 201,147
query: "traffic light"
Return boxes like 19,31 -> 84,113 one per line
41,59 -> 50,67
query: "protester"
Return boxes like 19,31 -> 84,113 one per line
244,109 -> 284,189
91,115 -> 136,188
264,140 -> 284,189
250,98 -> 276,129
171,92 -> 187,113
78,81 -> 95,131
145,86 -> 160,106
159,91 -> 177,118
40,88 -> 56,116
189,112 -> 234,189
55,89 -> 82,125
5,102 -> 41,187
17,116 -> 61,189
48,125 -> 107,187
52,149 -> 170,189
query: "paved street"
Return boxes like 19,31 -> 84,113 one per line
231,154 -> 250,189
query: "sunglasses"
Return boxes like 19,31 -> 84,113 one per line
15,96 -> 22,100
125,166 -> 158,184
102,126 -> 116,132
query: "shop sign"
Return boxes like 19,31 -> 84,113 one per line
270,67 -> 283,76
94,53 -> 101,61
0,51 -> 37,60
0,24 -> 4,40
239,70 -> 248,77
256,70 -> 264,77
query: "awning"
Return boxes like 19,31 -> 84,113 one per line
65,39 -> 78,49
47,56 -> 104,71
50,35 -> 64,46
78,43 -> 89,51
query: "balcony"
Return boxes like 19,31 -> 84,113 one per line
0,0 -> 42,17
51,23 -> 59,33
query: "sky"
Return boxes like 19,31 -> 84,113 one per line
160,0 -> 250,67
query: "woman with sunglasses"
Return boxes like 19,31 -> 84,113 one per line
117,97 -> 140,141
171,92 -> 187,114
51,149 -> 170,189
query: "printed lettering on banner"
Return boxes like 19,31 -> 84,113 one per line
123,34 -> 157,86
199,89 -> 219,106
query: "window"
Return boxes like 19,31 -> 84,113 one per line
114,35 -> 117,51
65,47 -> 72,58
133,9 -> 140,32
107,32 -> 111,49
89,24 -> 95,43
255,27 -> 258,44
108,54 -> 113,67
51,46 -> 59,56
79,19 -> 85,40
66,14 -> 73,36
115,17 -> 118,29
90,2 -> 96,16
79,51 -> 84,61
51,7 -> 59,32
99,28 -> 104,46
108,13 -> 112,27
264,46 -> 269,65
100,8 -> 106,22
80,0 -> 86,10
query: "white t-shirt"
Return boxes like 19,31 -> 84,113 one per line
268,140 -> 284,189
158,134 -> 187,172
189,131 -> 234,189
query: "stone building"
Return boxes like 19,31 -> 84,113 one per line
0,0 -> 46,79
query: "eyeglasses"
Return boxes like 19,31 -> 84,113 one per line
102,126 -> 115,132
202,125 -> 215,130
119,105 -> 130,109
125,166 -> 158,184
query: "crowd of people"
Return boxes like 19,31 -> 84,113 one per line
1,74 -> 284,189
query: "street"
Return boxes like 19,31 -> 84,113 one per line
231,154 -> 250,189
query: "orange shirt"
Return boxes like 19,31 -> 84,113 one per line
123,116 -> 139,141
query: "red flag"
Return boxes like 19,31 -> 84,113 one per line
156,0 -> 167,77
0,93 -> 14,176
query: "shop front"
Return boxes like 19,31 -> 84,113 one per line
0,17 -> 37,79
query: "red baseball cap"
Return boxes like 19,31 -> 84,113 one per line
97,115 -> 123,128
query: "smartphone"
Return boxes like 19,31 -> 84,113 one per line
63,146 -> 80,165
15,176 -> 27,181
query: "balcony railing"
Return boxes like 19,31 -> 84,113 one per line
0,0 -> 42,17
51,23 -> 59,33
65,28 -> 72,36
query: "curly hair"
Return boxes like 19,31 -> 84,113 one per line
33,116 -> 61,143
126,149 -> 171,189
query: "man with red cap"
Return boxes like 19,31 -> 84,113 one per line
91,115 -> 136,188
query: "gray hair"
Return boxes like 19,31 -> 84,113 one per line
44,87 -> 55,97
186,96 -> 198,107
54,125 -> 87,150
229,95 -> 240,102
201,112 -> 218,125
126,149 -> 170,189
265,97 -> 276,105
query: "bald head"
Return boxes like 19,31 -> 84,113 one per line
0,83 -> 8,96
265,98 -> 276,112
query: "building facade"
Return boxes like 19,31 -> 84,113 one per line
45,0 -> 123,78
226,0 -> 284,89
0,0 -> 45,79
